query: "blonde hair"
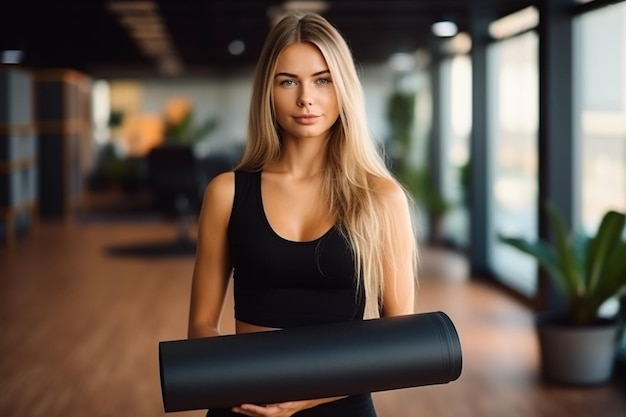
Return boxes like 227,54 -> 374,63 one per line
236,12 -> 418,316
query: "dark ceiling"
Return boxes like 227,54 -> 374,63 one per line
0,0 -> 537,78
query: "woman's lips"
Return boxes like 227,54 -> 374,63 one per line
293,115 -> 320,124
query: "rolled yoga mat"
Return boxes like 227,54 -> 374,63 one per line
159,311 -> 462,412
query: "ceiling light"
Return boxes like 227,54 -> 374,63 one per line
432,21 -> 458,37
107,0 -> 184,74
228,40 -> 246,56
159,55 -> 183,76
283,1 -> 329,13
489,6 -> 539,40
119,15 -> 163,27
107,1 -> 157,14
1,50 -> 23,64
139,39 -> 173,56
129,26 -> 167,39
441,32 -> 472,55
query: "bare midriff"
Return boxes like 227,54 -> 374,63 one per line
235,320 -> 281,334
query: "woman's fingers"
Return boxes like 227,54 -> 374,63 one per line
232,403 -> 297,417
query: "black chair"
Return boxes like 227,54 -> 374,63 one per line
105,145 -> 241,258
147,145 -> 241,242
147,144 -> 243,219
147,146 -> 207,241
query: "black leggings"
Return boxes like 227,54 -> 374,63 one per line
205,394 -> 377,417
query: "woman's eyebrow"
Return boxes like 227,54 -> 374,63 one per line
274,69 -> 330,78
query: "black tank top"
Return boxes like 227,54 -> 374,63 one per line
227,170 -> 365,328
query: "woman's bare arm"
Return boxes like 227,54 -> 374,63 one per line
377,178 -> 417,317
188,172 -> 235,339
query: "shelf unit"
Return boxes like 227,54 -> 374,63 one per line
0,68 -> 38,246
34,69 -> 92,219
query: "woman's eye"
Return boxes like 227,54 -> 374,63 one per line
316,78 -> 331,85
280,79 -> 297,87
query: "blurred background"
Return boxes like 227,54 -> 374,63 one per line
0,1 -> 625,416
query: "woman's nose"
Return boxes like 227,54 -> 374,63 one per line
297,86 -> 312,107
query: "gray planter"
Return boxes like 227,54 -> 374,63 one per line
537,318 -> 620,385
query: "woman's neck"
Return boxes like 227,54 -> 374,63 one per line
268,138 -> 328,179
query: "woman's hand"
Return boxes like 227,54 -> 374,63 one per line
232,401 -> 309,417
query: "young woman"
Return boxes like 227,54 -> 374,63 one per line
188,11 -> 418,417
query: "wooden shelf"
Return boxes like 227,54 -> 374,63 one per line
34,69 -> 92,219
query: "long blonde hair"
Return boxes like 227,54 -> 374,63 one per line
236,12 -> 418,316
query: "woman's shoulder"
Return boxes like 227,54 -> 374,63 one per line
370,175 -> 409,206
203,171 -> 235,208
203,169 -> 262,203
207,171 -> 235,192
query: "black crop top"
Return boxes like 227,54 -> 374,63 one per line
227,170 -> 365,328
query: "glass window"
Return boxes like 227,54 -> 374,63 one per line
575,1 -> 626,355
577,2 -> 626,230
440,55 -> 472,247
487,31 -> 539,297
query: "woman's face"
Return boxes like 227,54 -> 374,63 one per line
272,42 -> 340,143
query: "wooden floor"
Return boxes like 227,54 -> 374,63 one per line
1,220 -> 624,417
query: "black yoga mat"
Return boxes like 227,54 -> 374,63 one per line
159,311 -> 462,412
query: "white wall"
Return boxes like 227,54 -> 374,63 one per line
360,63 -> 397,143
131,62 -> 397,152
139,75 -> 253,152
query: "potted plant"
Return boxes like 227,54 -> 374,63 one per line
162,108 -> 218,147
499,203 -> 626,385
385,91 -> 453,244
408,167 -> 453,245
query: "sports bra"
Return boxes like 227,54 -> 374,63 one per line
227,170 -> 365,328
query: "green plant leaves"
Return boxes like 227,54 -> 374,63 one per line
545,202 -> 584,300
497,235 -> 566,296
163,109 -> 218,146
586,211 -> 625,294
498,204 -> 626,326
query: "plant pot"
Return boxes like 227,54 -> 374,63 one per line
536,316 -> 620,385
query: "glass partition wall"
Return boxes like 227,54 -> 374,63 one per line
432,0 -> 625,368
574,0 -> 626,360
487,31 -> 540,297
440,55 -> 472,248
